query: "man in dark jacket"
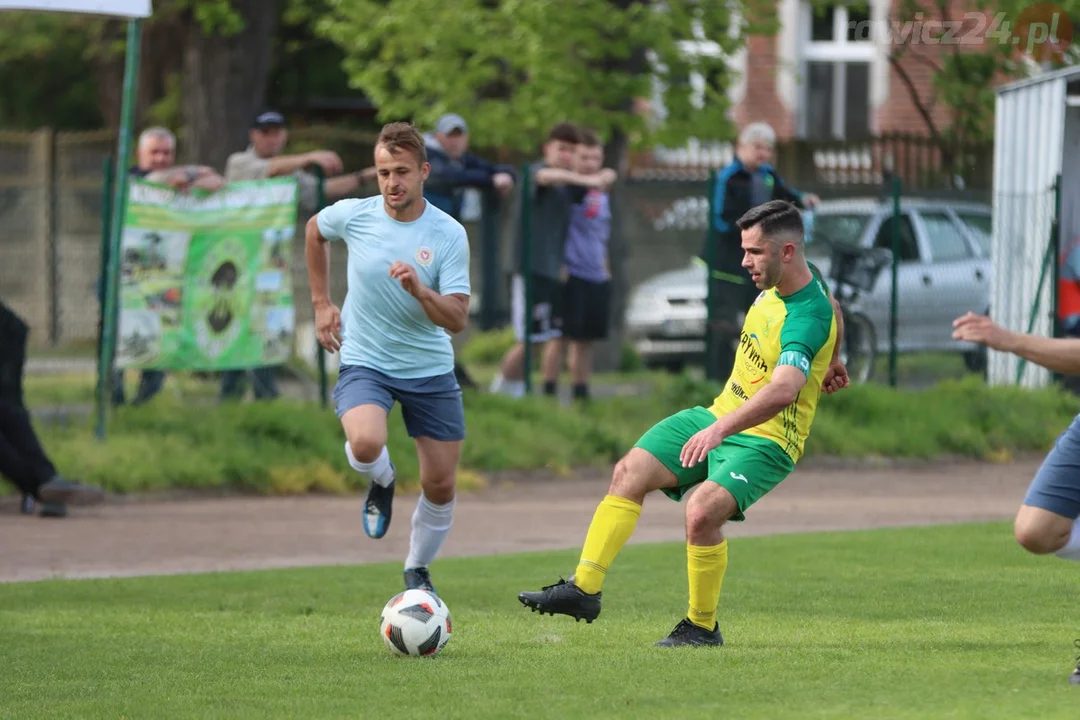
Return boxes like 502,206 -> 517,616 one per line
423,113 -> 517,389
0,300 -> 106,516
701,122 -> 820,377
423,113 -> 516,217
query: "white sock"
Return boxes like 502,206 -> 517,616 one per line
490,373 -> 525,398
404,493 -> 455,570
344,442 -> 395,488
1055,519 -> 1080,561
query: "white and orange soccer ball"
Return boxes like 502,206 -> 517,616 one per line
379,589 -> 452,657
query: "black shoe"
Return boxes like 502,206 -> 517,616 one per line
654,618 -> 724,647
39,502 -> 67,518
518,578 -> 602,623
36,476 -> 105,507
20,494 -> 35,515
404,567 -> 437,595
362,467 -> 395,540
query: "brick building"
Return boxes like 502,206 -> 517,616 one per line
663,0 -> 998,141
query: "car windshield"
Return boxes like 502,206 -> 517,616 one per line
806,212 -> 872,258
955,211 -> 992,255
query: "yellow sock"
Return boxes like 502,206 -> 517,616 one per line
573,494 -> 642,594
687,540 -> 728,630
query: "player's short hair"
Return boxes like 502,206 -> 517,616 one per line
376,122 -> 428,166
578,128 -> 602,148
737,200 -> 804,248
546,121 -> 582,145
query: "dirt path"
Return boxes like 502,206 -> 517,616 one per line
0,458 -> 1042,583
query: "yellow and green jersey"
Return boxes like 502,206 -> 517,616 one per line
708,264 -> 837,463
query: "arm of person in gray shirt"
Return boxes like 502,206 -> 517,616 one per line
535,166 -> 616,190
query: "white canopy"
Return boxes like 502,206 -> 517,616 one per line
0,0 -> 151,17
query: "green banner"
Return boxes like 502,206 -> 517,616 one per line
116,177 -> 299,371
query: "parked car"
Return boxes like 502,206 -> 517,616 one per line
624,197 -> 993,376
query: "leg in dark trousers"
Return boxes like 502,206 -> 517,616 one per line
0,397 -> 105,506
0,398 -> 55,495
251,367 -> 280,400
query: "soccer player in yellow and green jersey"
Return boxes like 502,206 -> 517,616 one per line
519,199 -> 850,646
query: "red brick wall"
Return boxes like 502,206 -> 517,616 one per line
731,0 -> 1004,140
735,34 -> 796,138
876,4 -> 996,135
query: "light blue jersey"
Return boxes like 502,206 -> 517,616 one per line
316,196 -> 471,379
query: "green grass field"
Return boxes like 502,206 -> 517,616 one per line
2,522 -> 1078,719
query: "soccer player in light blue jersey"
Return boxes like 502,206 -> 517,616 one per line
305,122 -> 471,596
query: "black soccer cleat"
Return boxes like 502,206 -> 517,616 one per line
518,578 -> 602,623
362,474 -> 395,540
654,618 -> 724,647
404,567 -> 437,595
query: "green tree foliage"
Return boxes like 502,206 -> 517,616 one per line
315,0 -> 775,151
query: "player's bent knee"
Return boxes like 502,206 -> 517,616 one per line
420,474 -> 455,504
608,448 -> 667,502
1013,505 -> 1072,554
684,485 -> 734,543
349,437 -> 385,464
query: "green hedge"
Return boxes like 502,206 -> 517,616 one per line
20,374 -> 1080,497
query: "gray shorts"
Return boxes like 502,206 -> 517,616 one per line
333,365 -> 465,442
1024,414 -> 1080,519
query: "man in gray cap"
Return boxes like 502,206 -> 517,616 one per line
422,113 -> 517,389
423,113 -> 515,218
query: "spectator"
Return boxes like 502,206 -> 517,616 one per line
701,122 -> 820,377
489,121 -> 616,398
540,128 -> 612,402
422,112 -> 517,389
1,299 -> 106,517
423,113 -> 516,217
106,127 -> 227,407
220,110 -> 377,402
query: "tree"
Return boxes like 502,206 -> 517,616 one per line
314,0 -> 771,153
822,0 -> 1080,183
0,2 -> 280,169
314,0 -> 771,370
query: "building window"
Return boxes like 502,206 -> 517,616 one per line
799,2 -> 874,140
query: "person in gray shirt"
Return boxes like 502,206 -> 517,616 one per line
220,110 -> 376,401
490,122 -> 616,398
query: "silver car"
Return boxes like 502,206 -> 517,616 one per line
624,197 -> 993,376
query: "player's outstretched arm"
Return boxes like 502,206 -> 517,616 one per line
305,215 -> 342,352
953,311 -> 1080,376
680,365 -> 807,468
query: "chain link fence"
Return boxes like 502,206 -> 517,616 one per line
622,170 -> 1019,389
3,126 -> 1032,414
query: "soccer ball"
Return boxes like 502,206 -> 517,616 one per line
379,589 -> 452,657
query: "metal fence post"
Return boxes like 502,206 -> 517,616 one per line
1053,174 -> 1063,341
479,188 -> 501,331
520,162 -> 533,395
312,165 -> 329,408
93,155 -> 115,427
705,169 -> 720,381
888,173 -> 901,388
